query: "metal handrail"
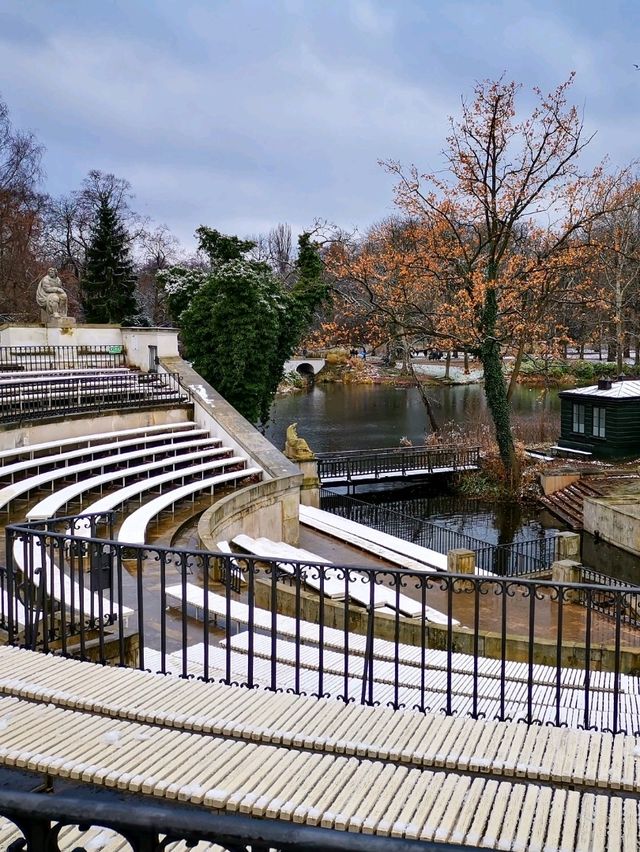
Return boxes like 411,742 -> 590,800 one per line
4,515 -> 639,735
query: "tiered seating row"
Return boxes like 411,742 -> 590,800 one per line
0,697 -> 631,849
229,534 -> 455,622
0,420 -> 197,464
0,647 -> 636,794
0,437 -> 225,512
0,650 -> 636,850
1,425 -> 211,485
165,586 -> 617,691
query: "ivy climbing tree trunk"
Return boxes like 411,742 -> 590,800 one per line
479,288 -> 519,487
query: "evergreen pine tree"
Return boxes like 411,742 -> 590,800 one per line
82,197 -> 138,323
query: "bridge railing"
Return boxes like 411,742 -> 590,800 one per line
0,344 -> 126,371
320,489 -> 560,577
4,516 -> 639,735
0,371 -> 191,424
316,446 -> 480,483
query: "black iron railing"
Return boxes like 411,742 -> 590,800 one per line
0,344 -> 126,371
4,515 -> 640,735
580,566 -> 640,628
316,446 -> 480,484
0,777 -> 471,852
0,371 -> 191,424
320,489 -> 560,577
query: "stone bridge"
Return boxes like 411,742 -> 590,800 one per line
283,358 -> 326,377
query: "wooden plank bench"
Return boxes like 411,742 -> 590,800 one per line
230,534 -> 444,617
0,646 -> 635,796
0,649 -> 638,852
0,690 -> 631,848
116,467 -> 262,545
300,505 -> 449,573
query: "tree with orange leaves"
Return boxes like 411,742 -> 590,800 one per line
377,74 -> 626,486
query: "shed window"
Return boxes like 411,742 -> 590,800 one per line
593,406 -> 606,438
572,404 -> 585,434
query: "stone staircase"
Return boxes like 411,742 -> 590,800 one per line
540,478 -> 610,529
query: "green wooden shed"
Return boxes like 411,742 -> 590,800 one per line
557,378 -> 640,459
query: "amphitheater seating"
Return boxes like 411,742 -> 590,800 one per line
0,668 -> 632,848
117,467 -> 262,544
300,504 -> 449,572
0,420 -> 198,465
164,586 -> 616,689
0,427 -> 211,485
0,437 -> 225,512
26,447 -> 240,520
230,534 -> 448,619
11,539 -> 133,626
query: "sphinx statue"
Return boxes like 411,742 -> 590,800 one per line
36,268 -> 68,320
284,422 -> 316,461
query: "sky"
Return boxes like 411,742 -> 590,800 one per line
1,0 -> 640,249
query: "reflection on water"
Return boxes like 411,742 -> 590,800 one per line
266,382 -> 559,453
265,383 -> 565,548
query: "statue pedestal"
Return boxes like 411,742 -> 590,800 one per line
42,314 -> 76,329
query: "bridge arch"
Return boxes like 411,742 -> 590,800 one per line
296,362 -> 315,378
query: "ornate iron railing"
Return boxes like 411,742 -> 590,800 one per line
0,773 -> 478,851
316,446 -> 480,485
0,344 -> 126,371
320,489 -> 560,577
4,515 -> 639,735
0,371 -> 191,424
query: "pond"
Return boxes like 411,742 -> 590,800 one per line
265,382 -> 565,548
265,382 -> 560,454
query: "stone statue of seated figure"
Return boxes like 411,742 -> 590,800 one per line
36,268 -> 68,320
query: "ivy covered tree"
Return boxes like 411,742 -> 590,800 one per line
162,227 -> 327,424
81,196 -> 138,323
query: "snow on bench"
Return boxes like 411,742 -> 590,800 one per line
0,420 -> 197,464
12,539 -> 133,627
26,445 -> 236,521
164,584 -> 623,691
0,437 -> 220,513
117,467 -> 262,545
300,504 -> 448,572
230,534 -> 441,618
550,445 -> 593,457
1,428 -> 212,486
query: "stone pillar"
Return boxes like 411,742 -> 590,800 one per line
447,548 -> 475,574
551,559 -> 582,602
298,459 -> 320,508
556,531 -> 581,562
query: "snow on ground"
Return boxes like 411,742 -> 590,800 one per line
402,362 -> 484,384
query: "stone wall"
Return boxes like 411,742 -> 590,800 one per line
160,357 -> 303,548
0,324 -> 180,371
583,496 -> 640,557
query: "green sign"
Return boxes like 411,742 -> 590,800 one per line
108,345 -> 123,354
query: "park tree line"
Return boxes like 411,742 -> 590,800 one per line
3,77 -> 640,480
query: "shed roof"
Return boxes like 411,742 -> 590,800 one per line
560,380 -> 640,400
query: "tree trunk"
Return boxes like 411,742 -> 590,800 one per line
407,359 -> 440,434
480,288 -> 519,488
463,348 -> 470,375
616,280 -> 624,375
506,336 -> 526,402
444,350 -> 451,380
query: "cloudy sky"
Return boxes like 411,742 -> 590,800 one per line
2,0 -> 639,247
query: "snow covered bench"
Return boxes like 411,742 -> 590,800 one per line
116,467 -> 262,545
